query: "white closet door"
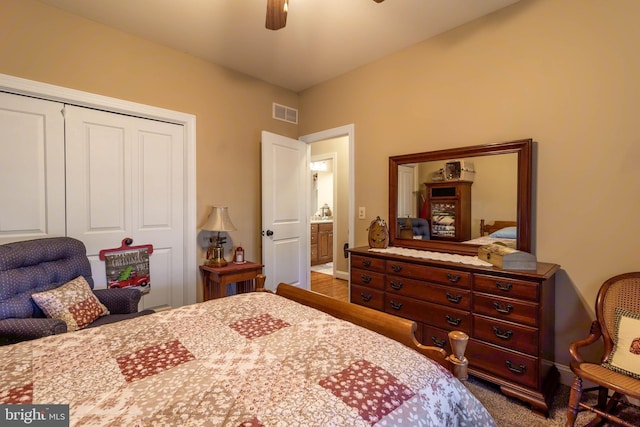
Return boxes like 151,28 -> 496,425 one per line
0,92 -> 65,244
65,106 -> 185,309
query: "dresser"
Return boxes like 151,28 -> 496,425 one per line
348,246 -> 560,417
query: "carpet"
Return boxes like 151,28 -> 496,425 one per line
465,376 -> 640,426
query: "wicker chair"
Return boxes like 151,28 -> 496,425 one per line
566,272 -> 640,427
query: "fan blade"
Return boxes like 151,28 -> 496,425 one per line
373,0 -> 385,3
266,0 -> 288,30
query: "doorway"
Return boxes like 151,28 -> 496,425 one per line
300,125 -> 353,300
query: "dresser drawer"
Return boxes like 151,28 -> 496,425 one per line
385,261 -> 471,289
386,275 -> 471,309
421,324 -> 453,354
351,284 -> 384,310
467,339 -> 538,390
474,274 -> 540,302
474,294 -> 539,327
351,268 -> 385,290
473,314 -> 538,356
351,255 -> 385,272
385,294 -> 471,334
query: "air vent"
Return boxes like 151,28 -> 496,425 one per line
272,102 -> 298,124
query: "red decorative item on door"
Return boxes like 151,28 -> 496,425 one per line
99,238 -> 153,293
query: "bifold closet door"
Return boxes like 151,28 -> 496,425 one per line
64,105 -> 185,309
0,93 -> 66,244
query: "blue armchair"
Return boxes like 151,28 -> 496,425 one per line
0,237 -> 153,345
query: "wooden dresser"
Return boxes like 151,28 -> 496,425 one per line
348,246 -> 560,417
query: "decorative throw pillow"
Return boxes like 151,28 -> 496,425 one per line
32,276 -> 109,331
602,307 -> 640,380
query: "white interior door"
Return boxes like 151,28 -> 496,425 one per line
398,164 -> 418,218
0,93 -> 65,243
65,105 -> 185,309
261,131 -> 309,291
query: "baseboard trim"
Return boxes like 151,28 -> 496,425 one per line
335,270 -> 349,281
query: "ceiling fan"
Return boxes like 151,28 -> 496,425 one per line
266,0 -> 385,31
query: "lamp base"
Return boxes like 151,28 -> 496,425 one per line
206,246 -> 227,268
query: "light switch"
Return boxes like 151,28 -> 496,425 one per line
358,207 -> 366,219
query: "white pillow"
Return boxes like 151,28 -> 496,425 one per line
602,307 -> 640,380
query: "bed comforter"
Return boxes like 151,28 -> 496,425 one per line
0,291 -> 495,426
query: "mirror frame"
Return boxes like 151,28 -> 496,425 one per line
388,139 -> 533,256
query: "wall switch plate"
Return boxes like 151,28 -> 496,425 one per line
358,207 -> 366,219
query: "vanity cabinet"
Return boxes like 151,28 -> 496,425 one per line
348,246 -> 560,417
311,223 -> 333,265
425,181 -> 472,242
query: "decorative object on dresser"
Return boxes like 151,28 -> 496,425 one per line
202,206 -> 237,267
367,216 -> 389,249
478,243 -> 537,270
348,246 -> 560,417
565,272 -> 640,427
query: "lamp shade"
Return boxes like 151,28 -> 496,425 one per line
202,206 -> 237,232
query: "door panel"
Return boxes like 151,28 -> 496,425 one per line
0,93 -> 65,243
65,105 -> 184,308
261,131 -> 309,291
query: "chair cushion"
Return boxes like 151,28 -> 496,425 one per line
602,307 -> 640,380
31,276 -> 109,331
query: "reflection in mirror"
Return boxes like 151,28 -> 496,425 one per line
389,139 -> 532,255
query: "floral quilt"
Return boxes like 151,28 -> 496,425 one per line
0,292 -> 496,426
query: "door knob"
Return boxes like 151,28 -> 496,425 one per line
264,229 -> 274,236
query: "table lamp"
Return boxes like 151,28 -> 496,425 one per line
202,206 -> 237,267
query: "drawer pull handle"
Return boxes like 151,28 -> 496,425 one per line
446,292 -> 462,304
447,274 -> 461,283
389,300 -> 403,310
360,293 -> 372,302
431,336 -> 446,348
360,274 -> 372,284
391,265 -> 402,273
492,326 -> 513,340
445,315 -> 462,326
362,260 -> 372,267
390,280 -> 403,290
505,360 -> 526,375
493,302 -> 514,314
495,281 -> 513,292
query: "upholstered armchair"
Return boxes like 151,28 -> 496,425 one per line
0,237 -> 153,345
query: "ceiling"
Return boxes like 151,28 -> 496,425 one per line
38,0 -> 520,92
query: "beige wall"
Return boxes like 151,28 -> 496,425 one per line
2,0 -> 639,370
299,0 -> 640,368
0,0 -> 299,301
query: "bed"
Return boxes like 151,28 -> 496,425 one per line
0,283 -> 495,426
464,219 -> 518,248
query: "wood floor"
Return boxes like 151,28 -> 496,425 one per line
310,271 -> 348,302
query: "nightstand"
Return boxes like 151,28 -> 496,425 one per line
199,261 -> 264,301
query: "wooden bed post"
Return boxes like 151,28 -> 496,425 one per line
255,274 -> 266,292
446,331 -> 469,381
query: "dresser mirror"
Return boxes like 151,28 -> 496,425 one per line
388,139 -> 533,255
